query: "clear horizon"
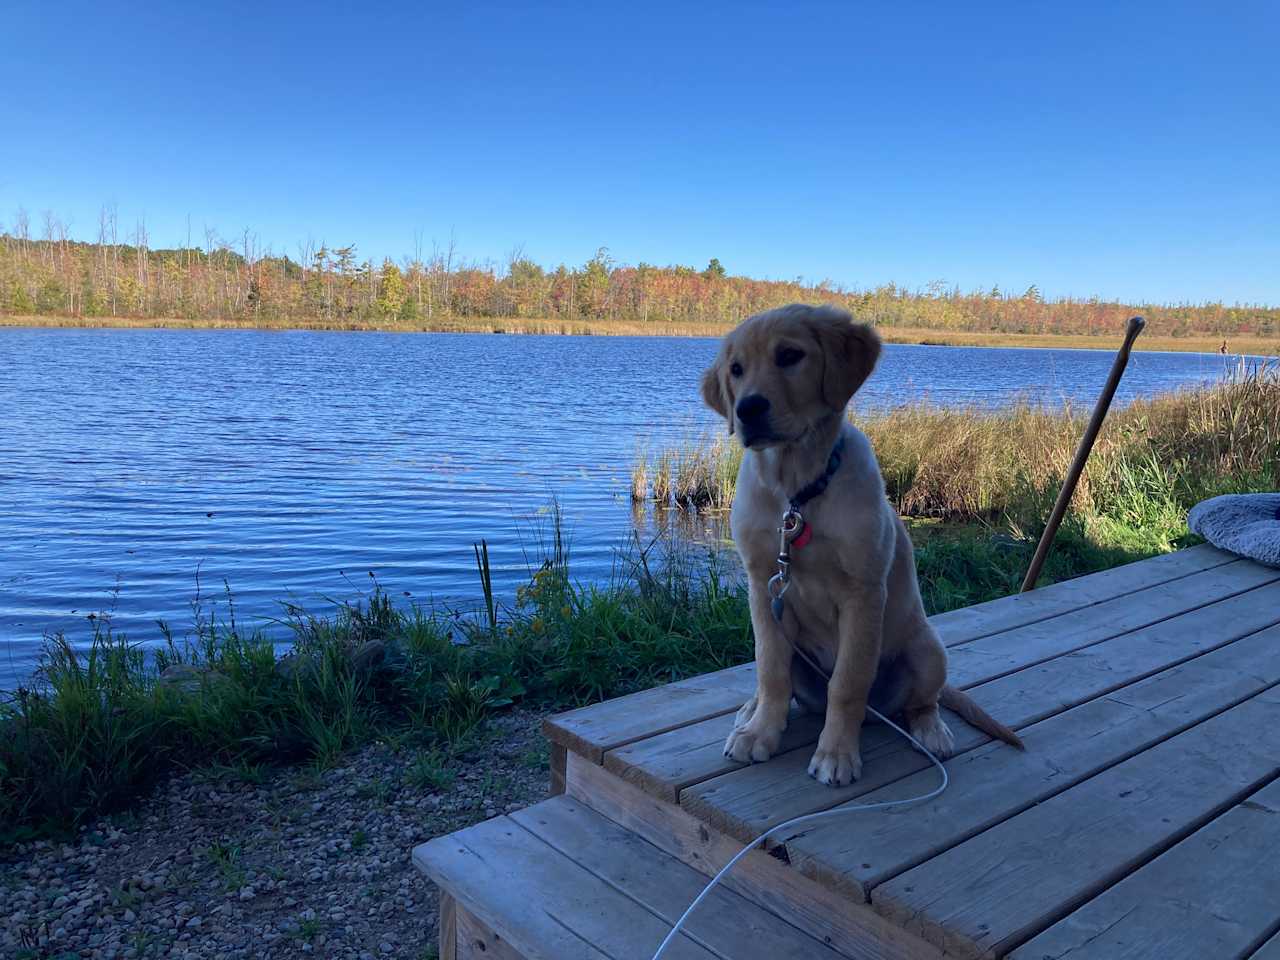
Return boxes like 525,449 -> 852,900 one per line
3,2 -> 1277,306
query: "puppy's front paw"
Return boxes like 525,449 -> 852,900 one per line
724,710 -> 784,764
807,745 -> 862,786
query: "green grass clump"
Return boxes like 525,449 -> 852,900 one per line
0,503 -> 1178,844
0,527 -> 750,842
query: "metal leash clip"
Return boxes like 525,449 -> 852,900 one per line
768,508 -> 804,622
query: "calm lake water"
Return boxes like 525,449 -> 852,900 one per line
0,327 -> 1258,687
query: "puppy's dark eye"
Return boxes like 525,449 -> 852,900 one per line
730,362 -> 743,377
776,347 -> 805,368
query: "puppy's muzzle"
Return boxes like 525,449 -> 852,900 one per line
735,393 -> 771,445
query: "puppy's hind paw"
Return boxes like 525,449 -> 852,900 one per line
910,714 -> 955,759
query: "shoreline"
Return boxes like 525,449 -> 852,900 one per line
3,314 -> 1278,356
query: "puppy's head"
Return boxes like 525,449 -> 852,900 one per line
700,303 -> 880,449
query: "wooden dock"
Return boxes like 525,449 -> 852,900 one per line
416,544 -> 1280,959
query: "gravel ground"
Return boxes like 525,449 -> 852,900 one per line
1,710 -> 552,960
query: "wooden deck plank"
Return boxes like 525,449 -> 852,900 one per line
785,623 -> 1280,899
872,688 -> 1280,959
943,558 -> 1280,681
455,904 -> 525,960
953,581 -> 1280,733
440,893 -> 458,960
414,816 -> 715,960
563,752 -> 945,960
679,580 -> 1280,843
610,568 -> 1280,805
605,708 -> 825,802
1252,931 -> 1280,959
544,548 -> 1240,767
511,796 -> 847,960
928,543 -> 1233,643
1011,777 -> 1280,960
543,663 -> 756,763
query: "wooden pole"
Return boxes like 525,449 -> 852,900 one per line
1020,315 -> 1147,592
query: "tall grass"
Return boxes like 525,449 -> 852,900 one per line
0,528 -> 750,841
7,369 -> 1275,840
632,365 -> 1280,549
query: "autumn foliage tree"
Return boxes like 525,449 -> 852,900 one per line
1,208 -> 1277,340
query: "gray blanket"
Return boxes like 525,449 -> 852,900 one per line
1188,493 -> 1280,568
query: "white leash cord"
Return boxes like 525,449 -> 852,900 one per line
649,704 -> 949,960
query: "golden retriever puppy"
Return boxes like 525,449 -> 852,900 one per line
701,303 -> 1022,786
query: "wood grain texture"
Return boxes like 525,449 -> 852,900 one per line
545,550 -> 1252,770
456,902 -> 526,960
942,560 -> 1280,686
928,544 -> 1233,644
564,751 -> 944,960
605,708 -> 825,803
543,663 -> 756,762
1010,777 -> 1280,960
873,688 -> 1280,959
549,741 -> 567,797
420,550 -> 1280,960
512,796 -> 848,960
415,815 -> 714,959
953,580 -> 1280,733
787,623 -> 1280,899
440,893 -> 458,960
609,568 -> 1280,811
679,579 -> 1280,844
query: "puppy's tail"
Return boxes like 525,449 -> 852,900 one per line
939,685 -> 1025,750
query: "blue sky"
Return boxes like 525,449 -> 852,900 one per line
2,2 -> 1277,304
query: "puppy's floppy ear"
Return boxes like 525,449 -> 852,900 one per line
700,356 -> 735,434
811,309 -> 881,411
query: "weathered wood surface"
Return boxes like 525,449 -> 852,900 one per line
927,543 -> 1232,642
548,741 -> 567,797
940,559 -> 1280,682
564,751 -> 945,960
455,903 -> 525,960
545,546 -> 1242,768
786,623 -> 1280,898
426,550 -> 1280,960
440,893 -> 458,960
680,582 -> 1280,843
418,797 -> 851,960
543,663 -> 756,762
417,815 -> 709,959
512,797 -> 848,960
1010,777 -> 1280,960
609,569 -> 1280,810
604,708 -> 825,803
873,687 -> 1280,958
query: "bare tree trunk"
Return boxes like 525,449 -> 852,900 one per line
413,229 -> 423,315
138,219 -> 151,315
443,231 -> 456,317
14,207 -> 29,265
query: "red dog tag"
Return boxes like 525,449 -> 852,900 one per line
791,522 -> 813,551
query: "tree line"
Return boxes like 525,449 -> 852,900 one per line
1,210 -> 1276,338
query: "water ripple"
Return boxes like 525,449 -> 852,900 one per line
0,328 -> 1248,686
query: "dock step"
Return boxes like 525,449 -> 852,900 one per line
415,795 -> 850,960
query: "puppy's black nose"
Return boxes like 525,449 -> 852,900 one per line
735,394 -> 770,423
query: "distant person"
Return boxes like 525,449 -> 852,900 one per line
1220,339 -> 1228,355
